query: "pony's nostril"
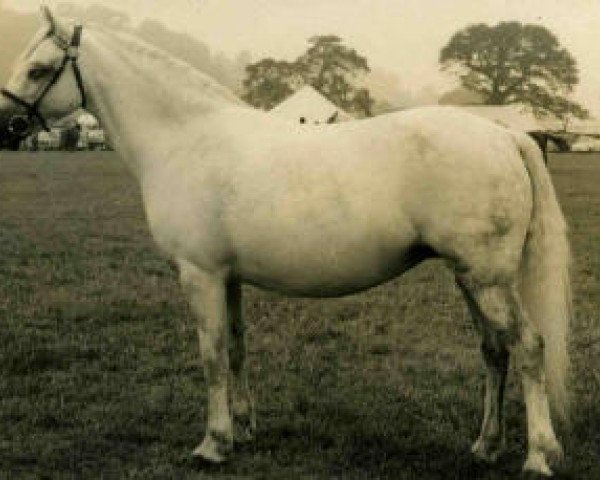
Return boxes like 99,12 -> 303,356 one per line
8,115 -> 31,136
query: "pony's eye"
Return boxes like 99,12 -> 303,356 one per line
28,66 -> 53,81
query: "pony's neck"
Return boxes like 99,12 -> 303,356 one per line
79,27 -> 242,178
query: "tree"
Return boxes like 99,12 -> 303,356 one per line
298,35 -> 372,115
352,88 -> 375,117
550,97 -> 589,131
242,59 -> 302,110
243,35 -> 375,117
440,22 -> 588,120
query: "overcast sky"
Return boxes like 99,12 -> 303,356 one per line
4,0 -> 600,115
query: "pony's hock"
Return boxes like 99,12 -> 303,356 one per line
0,7 -> 572,478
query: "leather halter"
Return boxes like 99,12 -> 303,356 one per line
1,25 -> 86,135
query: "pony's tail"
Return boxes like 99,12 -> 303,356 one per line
514,132 -> 571,425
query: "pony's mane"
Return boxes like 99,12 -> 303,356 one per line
89,24 -> 244,107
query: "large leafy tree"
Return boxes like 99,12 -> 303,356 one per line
243,35 -> 374,117
440,22 -> 588,121
242,60 -> 302,110
298,35 -> 373,116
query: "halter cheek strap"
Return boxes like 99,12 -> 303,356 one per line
1,24 -> 86,133
69,25 -> 86,108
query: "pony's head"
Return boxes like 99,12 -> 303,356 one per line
0,6 -> 85,139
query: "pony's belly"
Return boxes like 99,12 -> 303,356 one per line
227,199 -> 426,296
234,243 -> 433,297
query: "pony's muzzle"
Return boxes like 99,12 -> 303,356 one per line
7,115 -> 32,138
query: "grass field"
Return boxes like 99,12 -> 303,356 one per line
0,151 -> 598,479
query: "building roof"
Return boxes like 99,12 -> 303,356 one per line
270,85 -> 352,124
459,105 -> 550,132
438,86 -> 566,132
566,118 -> 600,135
438,86 -> 486,106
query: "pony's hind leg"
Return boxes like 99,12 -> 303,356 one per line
227,281 -> 256,443
179,261 -> 233,463
458,279 -> 509,463
458,276 -> 562,476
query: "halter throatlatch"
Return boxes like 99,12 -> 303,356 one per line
1,24 -> 86,136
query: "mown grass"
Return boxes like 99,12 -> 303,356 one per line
0,151 -> 598,479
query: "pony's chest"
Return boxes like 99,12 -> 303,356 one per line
140,179 -> 230,267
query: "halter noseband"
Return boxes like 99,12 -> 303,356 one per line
1,24 -> 86,136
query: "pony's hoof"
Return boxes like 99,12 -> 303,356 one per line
522,469 -> 552,479
523,451 -> 553,478
192,431 -> 233,464
471,437 -> 505,464
523,437 -> 564,477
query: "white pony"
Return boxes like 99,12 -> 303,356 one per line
0,8 -> 571,477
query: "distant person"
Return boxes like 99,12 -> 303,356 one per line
299,117 -> 306,124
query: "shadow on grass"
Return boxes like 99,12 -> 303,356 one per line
195,389 -> 529,480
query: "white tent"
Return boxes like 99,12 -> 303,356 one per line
270,85 -> 353,124
439,86 -> 486,106
566,118 -> 600,136
459,105 -> 550,132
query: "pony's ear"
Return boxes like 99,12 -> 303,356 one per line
40,4 -> 57,33
40,4 -> 71,45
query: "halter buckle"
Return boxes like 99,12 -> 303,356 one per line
66,46 -> 79,59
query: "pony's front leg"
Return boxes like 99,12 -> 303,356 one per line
227,281 -> 256,443
179,261 -> 233,463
